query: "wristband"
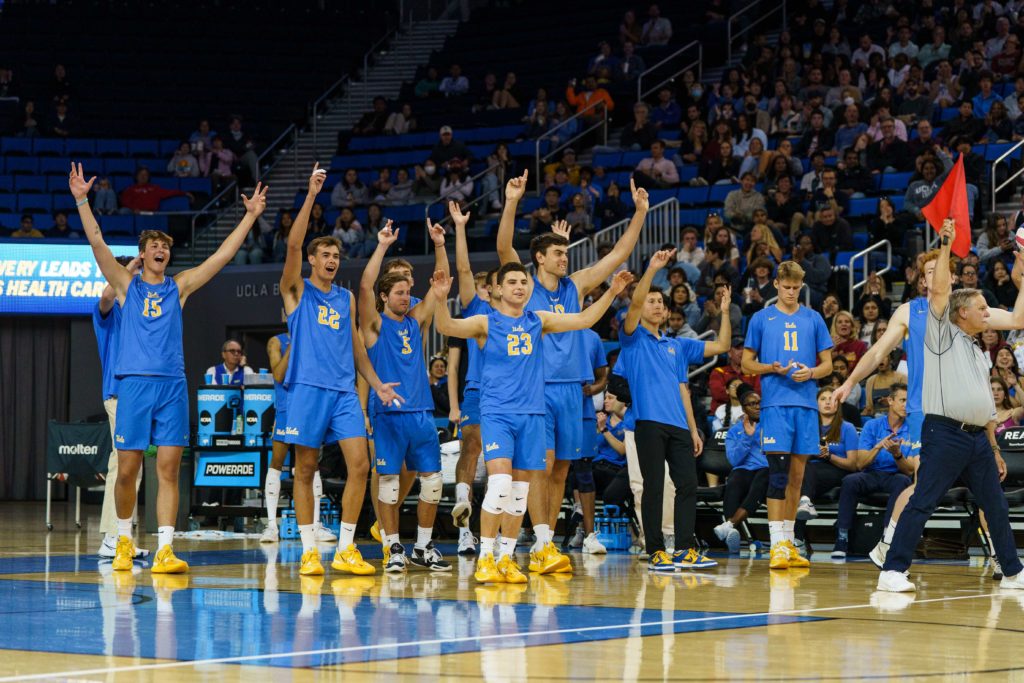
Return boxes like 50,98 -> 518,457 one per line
75,197 -> 88,207
600,428 -> 609,434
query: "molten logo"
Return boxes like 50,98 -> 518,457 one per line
58,444 -> 98,455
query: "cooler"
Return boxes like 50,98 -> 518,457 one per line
242,386 -> 275,447
197,385 -> 242,447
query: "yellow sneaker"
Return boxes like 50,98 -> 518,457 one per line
112,536 -> 135,572
300,547 -> 325,576
769,542 -> 790,570
538,542 -> 570,574
331,544 -> 376,575
474,553 -> 504,584
497,554 -> 528,584
784,540 -> 810,568
370,520 -> 382,544
151,545 -> 189,574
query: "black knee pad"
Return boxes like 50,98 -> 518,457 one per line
573,458 -> 595,494
767,453 -> 790,500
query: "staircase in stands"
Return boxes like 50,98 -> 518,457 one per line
184,19 -> 459,265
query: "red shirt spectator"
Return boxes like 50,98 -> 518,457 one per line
119,168 -> 187,213
708,340 -> 762,412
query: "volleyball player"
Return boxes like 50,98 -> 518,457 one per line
497,170 -> 649,575
71,161 -> 269,573
280,164 -> 401,577
742,260 -> 833,571
431,265 -> 634,583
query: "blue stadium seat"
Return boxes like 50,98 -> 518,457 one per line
0,158 -> 4,174
519,196 -> 543,213
46,177 -> 67,193
102,214 -> 135,235
136,158 -> 166,174
178,177 -> 212,194
939,107 -> 959,121
890,195 -> 905,211
0,175 -> 13,193
679,208 -> 711,225
848,197 -> 879,217
96,139 -> 129,157
0,137 -> 32,155
985,143 -> 1020,161
852,231 -> 870,251
593,152 -> 621,168
834,250 -> 856,267
52,195 -> 76,212
32,138 -> 65,156
678,165 -> 698,183
14,176 -> 46,193
708,183 -> 740,203
104,158 -> 138,176
39,158 -> 68,175
159,140 -> 181,157
111,176 -> 134,193
5,157 -> 38,175
65,139 -> 96,158
620,151 -> 646,168
878,172 -> 913,192
17,194 -> 52,214
67,214 -> 84,232
128,140 -> 161,157
0,195 -> 15,212
509,140 -> 545,157
135,214 -> 169,233
150,177 -> 178,190
158,196 -> 190,211
647,189 -> 676,205
0,214 -> 19,229
677,186 -> 709,206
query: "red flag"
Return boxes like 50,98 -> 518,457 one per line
920,155 -> 972,258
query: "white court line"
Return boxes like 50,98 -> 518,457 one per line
0,590 -> 1005,681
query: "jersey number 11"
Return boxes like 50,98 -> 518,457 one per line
783,331 -> 799,352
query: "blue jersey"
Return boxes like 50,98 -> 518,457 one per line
285,280 -> 355,392
725,420 -> 768,470
463,296 -> 490,390
273,332 -> 290,409
818,421 -> 860,464
527,275 -> 586,383
115,275 -> 184,379
480,309 -> 545,415
671,337 -> 707,384
859,414 -> 912,473
618,325 -> 689,429
594,416 -> 626,466
744,304 -> 832,410
904,297 -> 927,415
92,300 -> 122,399
581,329 -> 607,420
367,314 -> 432,413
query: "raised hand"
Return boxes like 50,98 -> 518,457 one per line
449,200 -> 470,228
940,217 -> 955,245
126,256 -> 143,276
597,412 -> 607,432
241,182 -> 268,217
552,219 -> 571,241
68,162 -> 96,200
378,219 -> 399,247
648,247 -> 677,271
630,176 -> 649,213
609,270 -> 635,295
719,285 -> 732,309
426,217 -> 446,247
308,162 -> 327,196
430,269 -> 453,298
505,169 -> 529,201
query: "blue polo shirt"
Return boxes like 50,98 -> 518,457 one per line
594,416 -> 627,467
671,336 -> 708,384
858,414 -> 912,473
725,420 -> 768,471
816,421 -> 861,465
618,324 -> 688,429
621,405 -> 636,432
581,329 -> 608,420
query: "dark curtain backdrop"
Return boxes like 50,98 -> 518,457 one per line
0,317 -> 70,500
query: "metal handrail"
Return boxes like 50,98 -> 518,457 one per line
848,239 -> 893,311
991,139 -> 1024,213
688,329 -> 719,380
727,0 -> 788,63
188,180 -> 240,263
764,284 -> 811,308
535,100 -> 609,192
312,74 -> 351,155
636,40 -> 702,102
423,162 -> 500,222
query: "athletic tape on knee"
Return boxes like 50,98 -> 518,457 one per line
378,474 -> 400,505
481,473 -> 513,515
313,470 -> 323,498
767,453 -> 790,500
573,459 -> 595,494
507,481 -> 530,517
418,472 -> 443,504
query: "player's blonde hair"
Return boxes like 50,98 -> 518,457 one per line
776,260 -> 805,283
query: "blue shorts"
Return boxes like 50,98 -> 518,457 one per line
582,418 -> 599,459
372,411 -> 440,475
481,412 -> 546,471
273,386 -> 289,442
905,411 -> 923,458
115,376 -> 189,451
760,405 -> 818,456
282,383 -> 366,448
460,388 -> 481,427
544,382 -> 583,461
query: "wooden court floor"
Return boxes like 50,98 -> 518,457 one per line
3,502 -> 1024,681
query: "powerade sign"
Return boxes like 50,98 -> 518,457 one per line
0,243 -> 138,315
243,390 -> 275,446
194,451 -> 262,488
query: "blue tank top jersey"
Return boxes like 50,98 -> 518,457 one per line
480,309 -> 545,415
526,275 -> 586,383
904,297 -> 927,415
115,275 -> 185,378
273,332 -> 290,408
92,301 -> 122,399
285,279 -> 356,392
744,304 -> 833,410
463,295 -> 490,390
581,329 -> 607,420
367,314 -> 432,413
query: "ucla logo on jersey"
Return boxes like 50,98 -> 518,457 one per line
511,325 -> 525,333
375,458 -> 386,467
285,426 -> 299,436
485,442 -> 499,452
762,436 -> 777,445
667,346 -> 676,355
785,322 -> 797,329
115,434 -> 125,444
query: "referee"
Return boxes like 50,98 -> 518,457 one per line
878,219 -> 1024,593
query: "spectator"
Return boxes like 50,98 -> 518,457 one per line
677,119 -> 708,165
705,219 -> 741,270
800,151 -> 827,196
0,67 -> 16,101
812,167 -> 847,218
713,377 -> 746,431
857,297 -> 884,342
650,87 -> 682,130
976,213 -> 1014,267
810,204 -> 853,256
834,104 -> 868,154
234,218 -> 266,265
20,99 -> 39,138
992,346 -> 1023,394
1005,78 -> 1024,119
429,356 -> 450,418
738,137 -> 768,179
370,168 -> 393,202
384,103 -> 416,135
332,207 -> 364,258
353,96 -> 390,136
942,101 -> 984,144
985,17 -> 1012,63
791,234 -> 831,307
381,168 -> 412,206
992,377 -> 1024,434
493,72 -> 522,110
862,344 -> 906,417
794,110 -> 834,159
852,34 -> 886,70
665,307 -> 698,338
696,243 -> 731,298
429,126 -> 471,172
543,148 -> 581,186
615,41 -> 646,81
766,175 -> 806,240
907,120 -> 939,159
837,148 -> 873,200
189,119 -> 216,152
831,310 -> 868,371
415,66 -> 441,98
745,217 -> 783,262
716,384 -> 769,552
678,227 -> 705,271
903,158 -> 945,221
308,203 -> 328,238
529,188 -> 566,233
958,262 -> 999,308
973,72 -> 1001,119
272,211 -> 293,262
983,101 -> 1013,142
565,193 -> 593,238
597,181 -> 628,228
695,282 -> 741,336
866,118 -> 911,173
565,76 -> 614,124
331,168 -> 370,208
651,243 -> 687,290
167,142 -> 200,178
620,9 -> 642,44
621,102 -> 658,151
633,139 -> 679,189
866,105 -> 907,142
831,355 -> 864,412
11,214 -> 42,239
708,338 -> 762,412
413,161 -> 442,198
440,167 -> 473,204
825,68 -> 863,108
723,173 -> 765,233
795,387 -> 861,527
473,73 -> 498,112
205,340 -> 253,385
896,80 -> 934,126
548,101 -> 579,143
588,42 -> 618,75
202,137 -> 237,195
46,211 -> 79,239
696,139 -> 740,186
739,257 -> 778,316
918,26 -> 951,69
523,87 -> 554,137
981,328 -> 1008,366
640,4 -> 672,46
91,177 -> 118,215
119,168 -> 189,213
48,100 -> 73,138
224,116 -> 259,185
669,282 -> 701,328
51,63 -> 73,102
439,64 -> 469,97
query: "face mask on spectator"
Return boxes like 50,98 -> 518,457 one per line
424,164 -> 436,175
692,86 -> 703,98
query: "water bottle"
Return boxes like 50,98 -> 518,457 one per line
744,278 -> 754,305
234,413 -> 243,435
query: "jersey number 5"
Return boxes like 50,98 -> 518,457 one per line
506,333 -> 533,356
783,330 -> 799,352
142,298 -> 162,318
317,305 -> 341,330
400,334 -> 413,355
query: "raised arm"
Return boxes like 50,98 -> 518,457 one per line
358,221 -> 398,340
571,177 -> 648,298
624,247 -> 672,335
281,164 -> 327,311
429,271 -> 488,341
70,162 -> 132,298
496,170 -> 529,265
832,304 -> 909,407
175,183 -> 268,302
451,201 -> 477,307
540,270 -> 634,334
428,213 -> 450,280
704,286 -> 733,356
349,291 -> 403,407
928,218 -> 955,318
989,250 -> 1024,330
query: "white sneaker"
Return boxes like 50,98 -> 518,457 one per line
714,522 -> 741,553
314,523 -> 337,542
451,500 -> 471,528
796,496 -> 818,520
868,540 -> 889,569
582,532 -> 607,554
568,527 -> 584,549
259,524 -> 280,544
457,528 -> 477,556
1000,572 -> 1024,589
877,570 -> 916,592
98,534 -> 150,558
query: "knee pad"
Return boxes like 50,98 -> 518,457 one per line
766,453 -> 790,500
481,473 -> 513,515
378,474 -> 400,505
418,472 -> 443,505
312,469 -> 323,498
573,459 -> 595,494
507,481 -> 530,517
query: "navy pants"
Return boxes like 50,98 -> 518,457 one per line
837,470 -> 911,531
883,416 -> 1024,576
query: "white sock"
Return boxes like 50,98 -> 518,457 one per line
384,533 -> 400,548
415,526 -> 433,550
313,472 -> 323,527
265,468 -> 281,526
769,521 -> 785,547
299,524 -> 316,552
499,536 -> 516,559
338,522 -> 356,550
480,536 -> 496,556
883,520 -> 897,544
782,519 -> 795,543
456,482 -> 470,504
158,526 -> 174,550
720,520 -> 734,530
533,524 -> 551,550
117,517 -> 133,541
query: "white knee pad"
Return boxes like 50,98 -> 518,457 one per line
313,469 -> 323,498
506,481 -> 529,517
481,473 -> 513,515
418,472 -> 443,505
378,474 -> 400,505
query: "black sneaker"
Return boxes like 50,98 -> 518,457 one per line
384,543 -> 407,573
409,542 -> 452,572
831,537 -> 848,559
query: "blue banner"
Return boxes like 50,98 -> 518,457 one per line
193,450 -> 263,488
0,242 -> 138,315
